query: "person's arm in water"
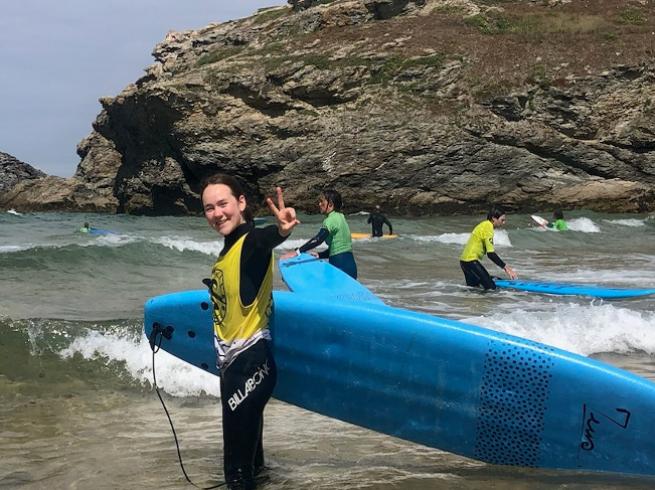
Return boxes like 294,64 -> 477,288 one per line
487,252 -> 516,279
483,233 -> 517,279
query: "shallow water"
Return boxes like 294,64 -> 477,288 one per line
1,210 -> 655,488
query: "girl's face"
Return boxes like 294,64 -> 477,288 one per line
318,195 -> 333,214
202,183 -> 246,236
491,214 -> 507,228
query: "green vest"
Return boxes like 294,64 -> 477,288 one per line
552,219 -> 568,231
322,211 -> 353,256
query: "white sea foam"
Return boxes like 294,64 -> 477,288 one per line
466,303 -> 655,356
86,233 -> 138,247
59,330 -> 220,397
408,230 -> 512,247
152,236 -> 223,256
411,233 -> 469,245
567,217 -> 600,233
493,230 -> 511,246
604,218 -> 645,227
7,209 -> 22,216
0,244 -> 30,253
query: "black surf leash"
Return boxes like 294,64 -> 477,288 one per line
149,323 -> 227,490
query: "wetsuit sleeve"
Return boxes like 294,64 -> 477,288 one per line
487,252 -> 506,269
317,249 -> 329,259
251,225 -> 289,250
298,228 -> 329,253
240,225 -> 288,305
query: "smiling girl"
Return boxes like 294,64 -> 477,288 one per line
201,174 -> 299,489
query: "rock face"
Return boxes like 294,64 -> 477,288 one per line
0,152 -> 45,195
3,0 -> 655,215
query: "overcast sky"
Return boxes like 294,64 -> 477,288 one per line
0,0 -> 286,177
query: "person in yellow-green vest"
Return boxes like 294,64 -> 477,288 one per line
460,206 -> 517,290
282,189 -> 357,279
201,174 -> 299,490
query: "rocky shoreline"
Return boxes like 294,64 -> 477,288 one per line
2,0 -> 654,215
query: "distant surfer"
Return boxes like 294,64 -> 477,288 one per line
548,209 -> 568,231
201,174 -> 299,489
281,189 -> 358,279
460,206 -> 517,290
79,222 -> 91,233
367,205 -> 393,237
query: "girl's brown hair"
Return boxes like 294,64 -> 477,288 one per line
200,174 -> 254,223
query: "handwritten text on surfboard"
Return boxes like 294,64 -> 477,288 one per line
580,404 -> 631,451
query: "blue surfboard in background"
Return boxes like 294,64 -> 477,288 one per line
145,284 -> 655,477
494,279 -> 655,299
279,253 -> 383,304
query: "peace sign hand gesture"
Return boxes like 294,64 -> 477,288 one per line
266,187 -> 300,237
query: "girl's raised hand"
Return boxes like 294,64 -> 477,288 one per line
266,187 -> 300,236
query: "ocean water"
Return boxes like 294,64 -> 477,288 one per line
1,209 -> 655,489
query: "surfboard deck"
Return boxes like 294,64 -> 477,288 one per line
144,289 -> 655,476
495,279 -> 655,299
279,253 -> 383,304
351,232 -> 398,240
531,215 -> 549,228
88,228 -> 114,236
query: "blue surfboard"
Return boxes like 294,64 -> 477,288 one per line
495,279 -> 655,299
279,253 -> 383,304
88,227 -> 114,236
144,289 -> 655,476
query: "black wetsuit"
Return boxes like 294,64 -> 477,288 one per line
460,259 -> 502,290
214,222 -> 287,489
367,212 -> 392,238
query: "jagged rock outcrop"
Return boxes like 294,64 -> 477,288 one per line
0,152 -> 45,195
3,0 -> 655,215
0,133 -> 120,212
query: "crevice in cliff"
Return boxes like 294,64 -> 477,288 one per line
225,82 -> 292,117
486,136 -> 615,180
604,138 -> 655,155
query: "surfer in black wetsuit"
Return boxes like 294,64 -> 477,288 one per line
367,205 -> 393,237
202,174 -> 299,490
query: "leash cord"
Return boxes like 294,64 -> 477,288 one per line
150,328 -> 227,490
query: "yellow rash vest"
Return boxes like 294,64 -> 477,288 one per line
210,233 -> 273,368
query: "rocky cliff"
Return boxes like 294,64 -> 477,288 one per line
3,0 -> 654,215
0,152 -> 45,194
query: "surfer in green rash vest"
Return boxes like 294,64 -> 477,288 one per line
202,174 -> 299,490
281,189 -> 358,279
459,206 -> 517,290
548,209 -> 569,231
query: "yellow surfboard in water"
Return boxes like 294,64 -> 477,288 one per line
351,232 -> 398,240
